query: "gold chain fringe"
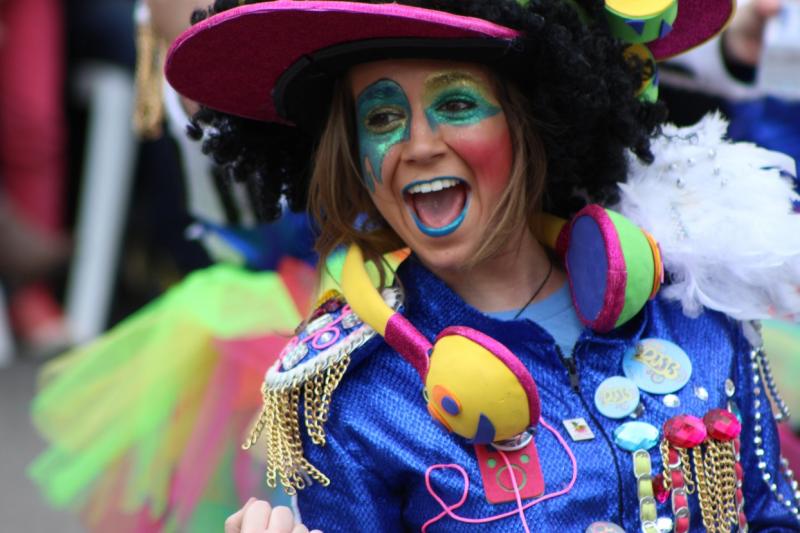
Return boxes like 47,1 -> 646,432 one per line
242,355 -> 351,494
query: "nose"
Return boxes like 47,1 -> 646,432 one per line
400,109 -> 447,165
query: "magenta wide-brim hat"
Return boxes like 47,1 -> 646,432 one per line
165,0 -> 734,124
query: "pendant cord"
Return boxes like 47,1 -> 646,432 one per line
512,260 -> 554,320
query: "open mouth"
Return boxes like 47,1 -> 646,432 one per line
403,177 -> 470,237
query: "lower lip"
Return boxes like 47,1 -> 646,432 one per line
409,192 -> 471,238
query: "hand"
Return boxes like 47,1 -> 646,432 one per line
224,498 -> 323,533
723,0 -> 784,66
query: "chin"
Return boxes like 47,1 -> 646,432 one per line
411,237 -> 477,274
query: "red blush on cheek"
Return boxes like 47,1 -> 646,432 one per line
448,120 -> 513,191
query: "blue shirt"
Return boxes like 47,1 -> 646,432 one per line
488,282 -> 583,356
296,257 -> 799,532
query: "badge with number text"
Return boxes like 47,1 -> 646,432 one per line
622,338 -> 692,394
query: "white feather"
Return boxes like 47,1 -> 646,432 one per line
614,112 -> 800,322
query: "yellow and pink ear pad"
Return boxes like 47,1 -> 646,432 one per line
539,204 -> 664,333
342,245 -> 540,445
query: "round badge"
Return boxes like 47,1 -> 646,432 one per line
585,521 -> 626,533
594,376 -> 640,419
623,338 -> 692,394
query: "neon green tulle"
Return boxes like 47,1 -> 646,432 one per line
29,265 -> 301,517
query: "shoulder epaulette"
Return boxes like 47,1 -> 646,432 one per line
243,287 -> 402,494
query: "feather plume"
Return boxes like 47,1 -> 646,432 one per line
614,113 -> 800,321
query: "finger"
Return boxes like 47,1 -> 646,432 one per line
224,498 -> 255,533
290,525 -> 309,533
265,506 -> 296,533
242,500 -> 272,533
224,508 -> 245,533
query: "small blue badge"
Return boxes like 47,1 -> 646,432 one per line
594,376 -> 640,419
622,338 -> 692,394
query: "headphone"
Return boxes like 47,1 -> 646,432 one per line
341,204 -> 663,445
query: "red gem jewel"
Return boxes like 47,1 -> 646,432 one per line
653,473 -> 669,503
703,408 -> 741,441
664,415 -> 707,448
735,462 -> 744,481
739,512 -> 747,528
736,488 -> 744,503
668,448 -> 680,465
670,469 -> 685,490
675,514 -> 690,533
672,488 -> 689,509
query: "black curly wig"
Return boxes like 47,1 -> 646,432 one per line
188,0 -> 667,221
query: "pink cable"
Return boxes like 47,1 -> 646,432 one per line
421,417 -> 578,532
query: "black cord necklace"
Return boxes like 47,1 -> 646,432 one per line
512,260 -> 554,320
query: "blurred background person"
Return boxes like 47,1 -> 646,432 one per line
0,0 -> 70,355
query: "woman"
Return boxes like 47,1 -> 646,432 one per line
166,0 -> 800,531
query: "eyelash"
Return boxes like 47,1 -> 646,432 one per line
365,106 -> 406,133
436,97 -> 477,114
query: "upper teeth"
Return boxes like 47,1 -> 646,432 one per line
407,178 -> 459,194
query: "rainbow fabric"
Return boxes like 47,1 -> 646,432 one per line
29,261 -> 311,531
29,249 -> 405,531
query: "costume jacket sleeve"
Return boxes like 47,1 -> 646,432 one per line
295,350 -> 407,533
733,325 -> 800,531
296,424 -> 404,533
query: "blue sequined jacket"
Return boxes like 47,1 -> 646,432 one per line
296,258 -> 799,532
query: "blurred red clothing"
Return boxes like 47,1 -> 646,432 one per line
0,0 -> 65,234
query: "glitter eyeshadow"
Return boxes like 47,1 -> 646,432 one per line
422,71 -> 501,130
355,79 -> 411,192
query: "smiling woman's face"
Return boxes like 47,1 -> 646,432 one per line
349,59 -> 514,272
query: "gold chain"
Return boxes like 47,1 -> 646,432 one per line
243,383 -> 271,450
721,440 -> 740,525
693,446 -> 717,531
680,447 -> 696,494
660,440 -> 673,491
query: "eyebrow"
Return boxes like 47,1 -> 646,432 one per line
424,71 -> 484,92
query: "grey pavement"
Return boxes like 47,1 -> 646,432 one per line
0,358 -> 83,533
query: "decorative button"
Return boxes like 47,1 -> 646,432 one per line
703,408 -> 741,441
693,386 -> 709,401
664,414 -> 707,448
594,376 -> 640,419
613,421 -> 660,451
662,394 -> 680,408
585,522 -> 625,533
655,517 -> 674,533
724,378 -> 736,398
623,338 -> 692,394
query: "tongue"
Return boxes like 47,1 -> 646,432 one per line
412,184 -> 467,229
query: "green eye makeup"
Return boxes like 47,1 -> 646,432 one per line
423,72 -> 501,130
356,79 -> 411,192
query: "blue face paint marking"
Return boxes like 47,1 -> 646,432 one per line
402,177 -> 471,238
355,79 -> 411,192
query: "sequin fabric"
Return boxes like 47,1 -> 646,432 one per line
296,257 -> 798,532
